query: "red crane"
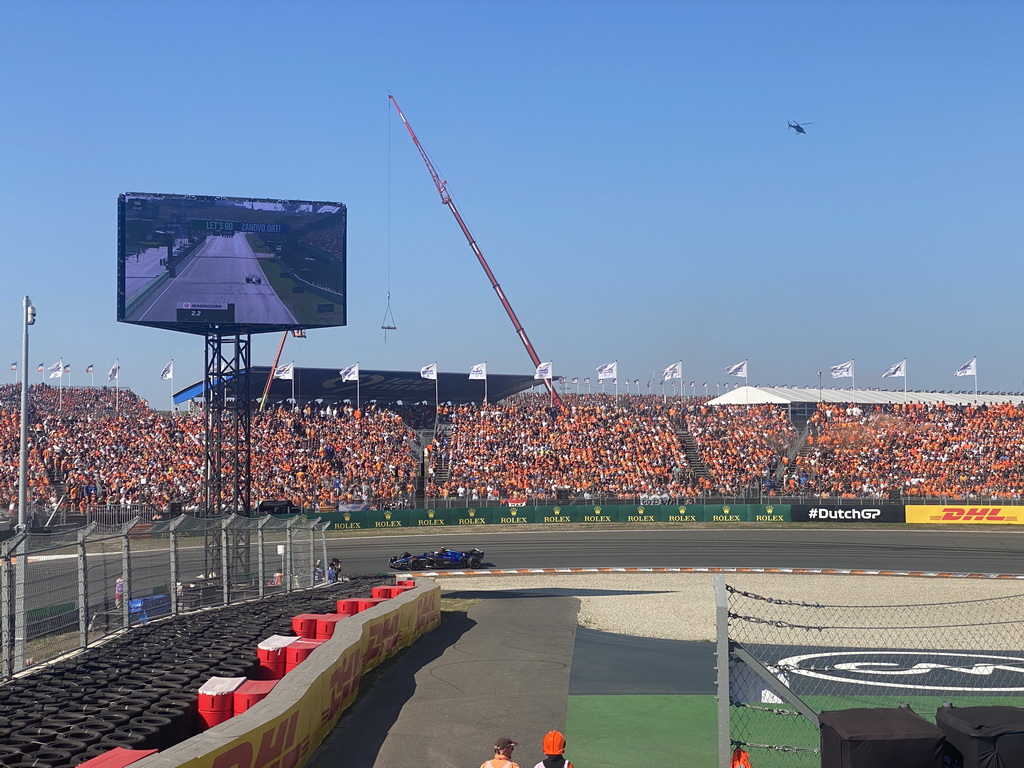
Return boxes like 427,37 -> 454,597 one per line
388,94 -> 560,405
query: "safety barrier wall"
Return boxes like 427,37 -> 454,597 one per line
306,503 -> 1024,528
131,580 -> 441,768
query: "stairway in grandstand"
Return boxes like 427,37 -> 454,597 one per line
776,423 -> 813,489
674,426 -> 712,482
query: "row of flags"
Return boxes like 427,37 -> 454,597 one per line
9,360 -> 175,383
717,358 -> 978,381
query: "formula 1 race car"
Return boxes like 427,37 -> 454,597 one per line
388,547 -> 485,570
245,274 -> 263,284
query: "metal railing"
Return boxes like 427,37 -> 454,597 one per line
0,513 -> 328,680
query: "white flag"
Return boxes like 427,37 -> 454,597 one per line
596,361 -> 617,380
107,361 -> 119,382
469,362 -> 487,380
420,363 -> 437,380
160,360 -> 174,380
662,361 -> 682,381
273,362 -> 294,380
725,360 -> 748,377
9,363 -> 16,372
571,377 -> 579,384
339,363 -> 359,382
583,377 -> 590,385
534,361 -> 553,380
48,360 -> 63,379
830,360 -> 854,378
882,359 -> 906,378
954,357 -> 976,377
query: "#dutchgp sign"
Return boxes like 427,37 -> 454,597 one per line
790,504 -> 905,524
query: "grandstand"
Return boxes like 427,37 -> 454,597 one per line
5,381 -> 1024,527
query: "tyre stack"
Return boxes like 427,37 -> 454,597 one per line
0,576 -> 392,768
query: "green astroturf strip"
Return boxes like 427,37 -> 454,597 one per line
567,695 -> 716,768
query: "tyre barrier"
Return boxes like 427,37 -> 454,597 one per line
1,575 -> 403,767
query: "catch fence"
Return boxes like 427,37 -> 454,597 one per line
716,576 -> 1024,767
0,513 -> 328,679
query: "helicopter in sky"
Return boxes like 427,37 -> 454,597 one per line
788,120 -> 812,134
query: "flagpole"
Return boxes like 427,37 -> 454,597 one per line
484,362 -> 488,404
291,362 -> 295,408
904,359 -> 907,394
114,359 -> 119,412
434,363 -> 439,431
356,364 -> 361,413
975,358 -> 978,396
851,359 -> 856,393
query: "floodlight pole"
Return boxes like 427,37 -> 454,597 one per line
18,297 -> 34,530
15,296 -> 35,672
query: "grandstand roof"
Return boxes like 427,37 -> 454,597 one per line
173,367 -> 538,407
708,385 -> 1024,407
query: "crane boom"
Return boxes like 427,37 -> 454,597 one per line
389,94 -> 559,404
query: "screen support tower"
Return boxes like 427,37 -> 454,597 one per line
203,332 -> 253,586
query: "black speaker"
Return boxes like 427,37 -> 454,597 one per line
820,706 -> 945,768
936,704 -> 1024,768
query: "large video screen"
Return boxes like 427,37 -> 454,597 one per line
118,193 -> 346,334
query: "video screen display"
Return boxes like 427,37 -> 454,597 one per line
118,193 -> 347,334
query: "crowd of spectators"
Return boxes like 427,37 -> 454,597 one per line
0,386 -> 420,516
789,401 -> 1024,499
684,403 -> 798,495
425,394 -> 696,501
7,383 -> 1024,518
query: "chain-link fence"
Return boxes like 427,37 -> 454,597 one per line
716,577 -> 1024,768
0,513 -> 328,679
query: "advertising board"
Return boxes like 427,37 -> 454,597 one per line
118,193 -> 346,334
790,504 -> 905,523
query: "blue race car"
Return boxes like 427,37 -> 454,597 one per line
388,546 -> 485,570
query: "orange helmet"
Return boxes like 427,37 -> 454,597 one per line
543,731 -> 566,755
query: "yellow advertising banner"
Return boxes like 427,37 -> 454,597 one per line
906,505 -> 1024,525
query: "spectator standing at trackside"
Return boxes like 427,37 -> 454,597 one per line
114,575 -> 125,610
326,558 -> 339,583
533,731 -> 573,768
313,559 -> 324,583
481,737 -> 520,768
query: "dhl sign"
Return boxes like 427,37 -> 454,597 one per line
906,505 -> 1023,525
211,711 -> 308,768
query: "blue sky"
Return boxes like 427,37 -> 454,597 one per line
3,1 -> 1022,407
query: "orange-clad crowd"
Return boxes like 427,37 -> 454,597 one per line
686,404 -> 798,495
790,401 -> 1024,499
5,383 -> 1024,518
0,384 -> 419,514
425,394 -> 696,501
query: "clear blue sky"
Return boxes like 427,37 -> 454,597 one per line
3,1 -> 1022,407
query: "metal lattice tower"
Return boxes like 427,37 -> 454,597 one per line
203,333 -> 253,580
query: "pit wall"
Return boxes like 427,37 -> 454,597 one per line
132,579 -> 441,768
300,503 -> 1024,527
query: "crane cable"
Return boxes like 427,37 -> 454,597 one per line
381,95 -> 398,338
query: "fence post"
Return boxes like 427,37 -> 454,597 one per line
308,517 -> 318,587
285,517 -> 297,593
257,516 -> 271,598
715,575 -> 731,768
320,521 -> 329,576
221,518 -> 230,607
0,532 -> 26,681
78,523 -> 96,650
121,518 -> 139,628
168,515 -> 186,616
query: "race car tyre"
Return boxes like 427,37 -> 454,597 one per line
468,556 -> 481,569
409,558 -> 425,570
